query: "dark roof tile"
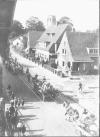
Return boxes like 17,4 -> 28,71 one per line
67,32 -> 98,62
29,31 -> 43,48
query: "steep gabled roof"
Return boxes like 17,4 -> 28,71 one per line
35,24 -> 98,62
29,31 -> 43,48
67,32 -> 99,62
38,24 -> 67,43
35,24 -> 68,51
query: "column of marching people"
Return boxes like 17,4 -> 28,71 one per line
5,84 -> 26,136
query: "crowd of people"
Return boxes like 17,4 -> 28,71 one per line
5,84 -> 26,136
25,67 -> 60,101
4,55 -> 59,103
63,101 -> 79,122
63,101 -> 98,136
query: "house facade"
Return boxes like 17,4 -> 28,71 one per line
56,32 -> 73,72
35,15 -> 99,75
9,15 -> 99,75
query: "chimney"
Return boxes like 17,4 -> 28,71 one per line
47,15 -> 57,27
55,43 -> 57,53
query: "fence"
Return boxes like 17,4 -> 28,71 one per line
43,64 -> 63,77
11,48 -> 67,77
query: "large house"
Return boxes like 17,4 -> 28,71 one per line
9,15 -> 99,75
34,15 -> 99,74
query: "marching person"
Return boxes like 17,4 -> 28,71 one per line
27,73 -> 31,82
14,97 -> 18,108
26,67 -> 29,74
6,84 -> 12,99
9,103 -> 15,116
10,99 -> 14,106
21,124 -> 26,136
10,91 -> 15,100
21,99 -> 24,107
5,108 -> 10,126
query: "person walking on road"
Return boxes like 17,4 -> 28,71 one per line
79,82 -> 83,93
26,68 -> 29,74
21,124 -> 26,136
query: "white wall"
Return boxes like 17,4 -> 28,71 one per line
56,32 -> 73,71
35,49 -> 49,61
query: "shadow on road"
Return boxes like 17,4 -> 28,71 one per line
19,114 -> 39,122
22,106 -> 40,110
27,129 -> 44,132
27,129 -> 45,137
21,117 -> 39,122
55,93 -> 79,104
28,134 -> 46,137
19,114 -> 37,118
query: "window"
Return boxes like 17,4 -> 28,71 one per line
88,48 -> 99,55
62,49 -> 66,54
47,33 -> 50,36
52,33 -> 55,36
89,49 -> 93,54
94,49 -> 98,54
62,61 -> 65,66
62,49 -> 64,53
64,41 -> 66,45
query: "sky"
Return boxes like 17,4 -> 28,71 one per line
14,0 -> 99,32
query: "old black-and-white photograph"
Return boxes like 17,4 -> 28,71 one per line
0,0 -> 99,136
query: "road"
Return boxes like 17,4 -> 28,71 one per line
2,66 -> 80,136
3,48 -> 99,136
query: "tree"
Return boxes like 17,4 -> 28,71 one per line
25,16 -> 45,31
58,16 -> 74,32
9,20 -> 25,38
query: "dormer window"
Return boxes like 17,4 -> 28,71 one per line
50,33 -> 55,39
87,48 -> 99,56
47,33 -> 50,36
62,49 -> 64,53
52,33 -> 55,36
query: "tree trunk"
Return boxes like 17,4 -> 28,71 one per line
0,0 -> 17,94
0,1 -> 17,136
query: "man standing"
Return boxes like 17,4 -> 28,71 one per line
79,82 -> 83,93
